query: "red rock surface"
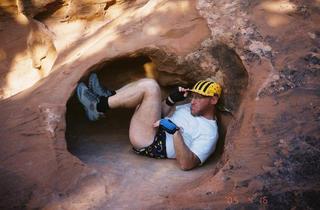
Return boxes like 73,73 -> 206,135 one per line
0,0 -> 319,209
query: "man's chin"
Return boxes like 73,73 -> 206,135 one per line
191,110 -> 198,116
190,107 -> 199,116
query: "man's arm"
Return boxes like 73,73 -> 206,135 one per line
161,87 -> 189,117
173,131 -> 201,170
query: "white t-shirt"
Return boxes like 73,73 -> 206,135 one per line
165,103 -> 218,164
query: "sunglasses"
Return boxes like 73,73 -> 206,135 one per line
188,93 -> 211,100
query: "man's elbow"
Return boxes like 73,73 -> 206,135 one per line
179,165 -> 194,171
178,161 -> 197,171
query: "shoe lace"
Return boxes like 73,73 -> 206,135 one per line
84,89 -> 98,102
90,74 -> 115,97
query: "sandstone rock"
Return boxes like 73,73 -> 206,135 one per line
0,0 -> 319,209
0,1 -> 57,99
28,19 -> 57,76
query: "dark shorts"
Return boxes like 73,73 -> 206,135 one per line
133,129 -> 167,159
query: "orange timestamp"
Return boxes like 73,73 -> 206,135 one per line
225,195 -> 268,205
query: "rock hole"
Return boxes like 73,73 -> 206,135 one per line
65,49 -> 248,204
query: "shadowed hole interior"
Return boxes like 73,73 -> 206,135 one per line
65,51 -> 247,205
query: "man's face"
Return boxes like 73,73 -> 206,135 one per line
190,93 -> 217,116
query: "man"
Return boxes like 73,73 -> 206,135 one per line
77,73 -> 221,170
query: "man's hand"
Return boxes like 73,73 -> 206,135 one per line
161,119 -> 179,134
166,87 -> 189,106
162,87 -> 189,117
153,119 -> 179,134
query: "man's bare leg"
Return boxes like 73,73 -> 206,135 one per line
108,79 -> 162,149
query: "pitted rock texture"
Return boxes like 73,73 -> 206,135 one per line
0,0 -> 319,209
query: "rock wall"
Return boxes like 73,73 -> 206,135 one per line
161,0 -> 320,209
0,0 -> 319,209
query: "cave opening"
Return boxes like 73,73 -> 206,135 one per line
65,49 -> 247,204
66,55 -> 152,159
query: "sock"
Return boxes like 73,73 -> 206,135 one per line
97,96 -> 109,113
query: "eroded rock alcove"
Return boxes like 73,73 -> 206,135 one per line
65,52 -> 248,208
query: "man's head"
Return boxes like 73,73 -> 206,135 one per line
189,80 -> 222,118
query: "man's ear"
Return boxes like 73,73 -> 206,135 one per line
210,96 -> 218,105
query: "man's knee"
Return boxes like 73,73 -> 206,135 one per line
129,131 -> 154,149
138,78 -> 161,96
